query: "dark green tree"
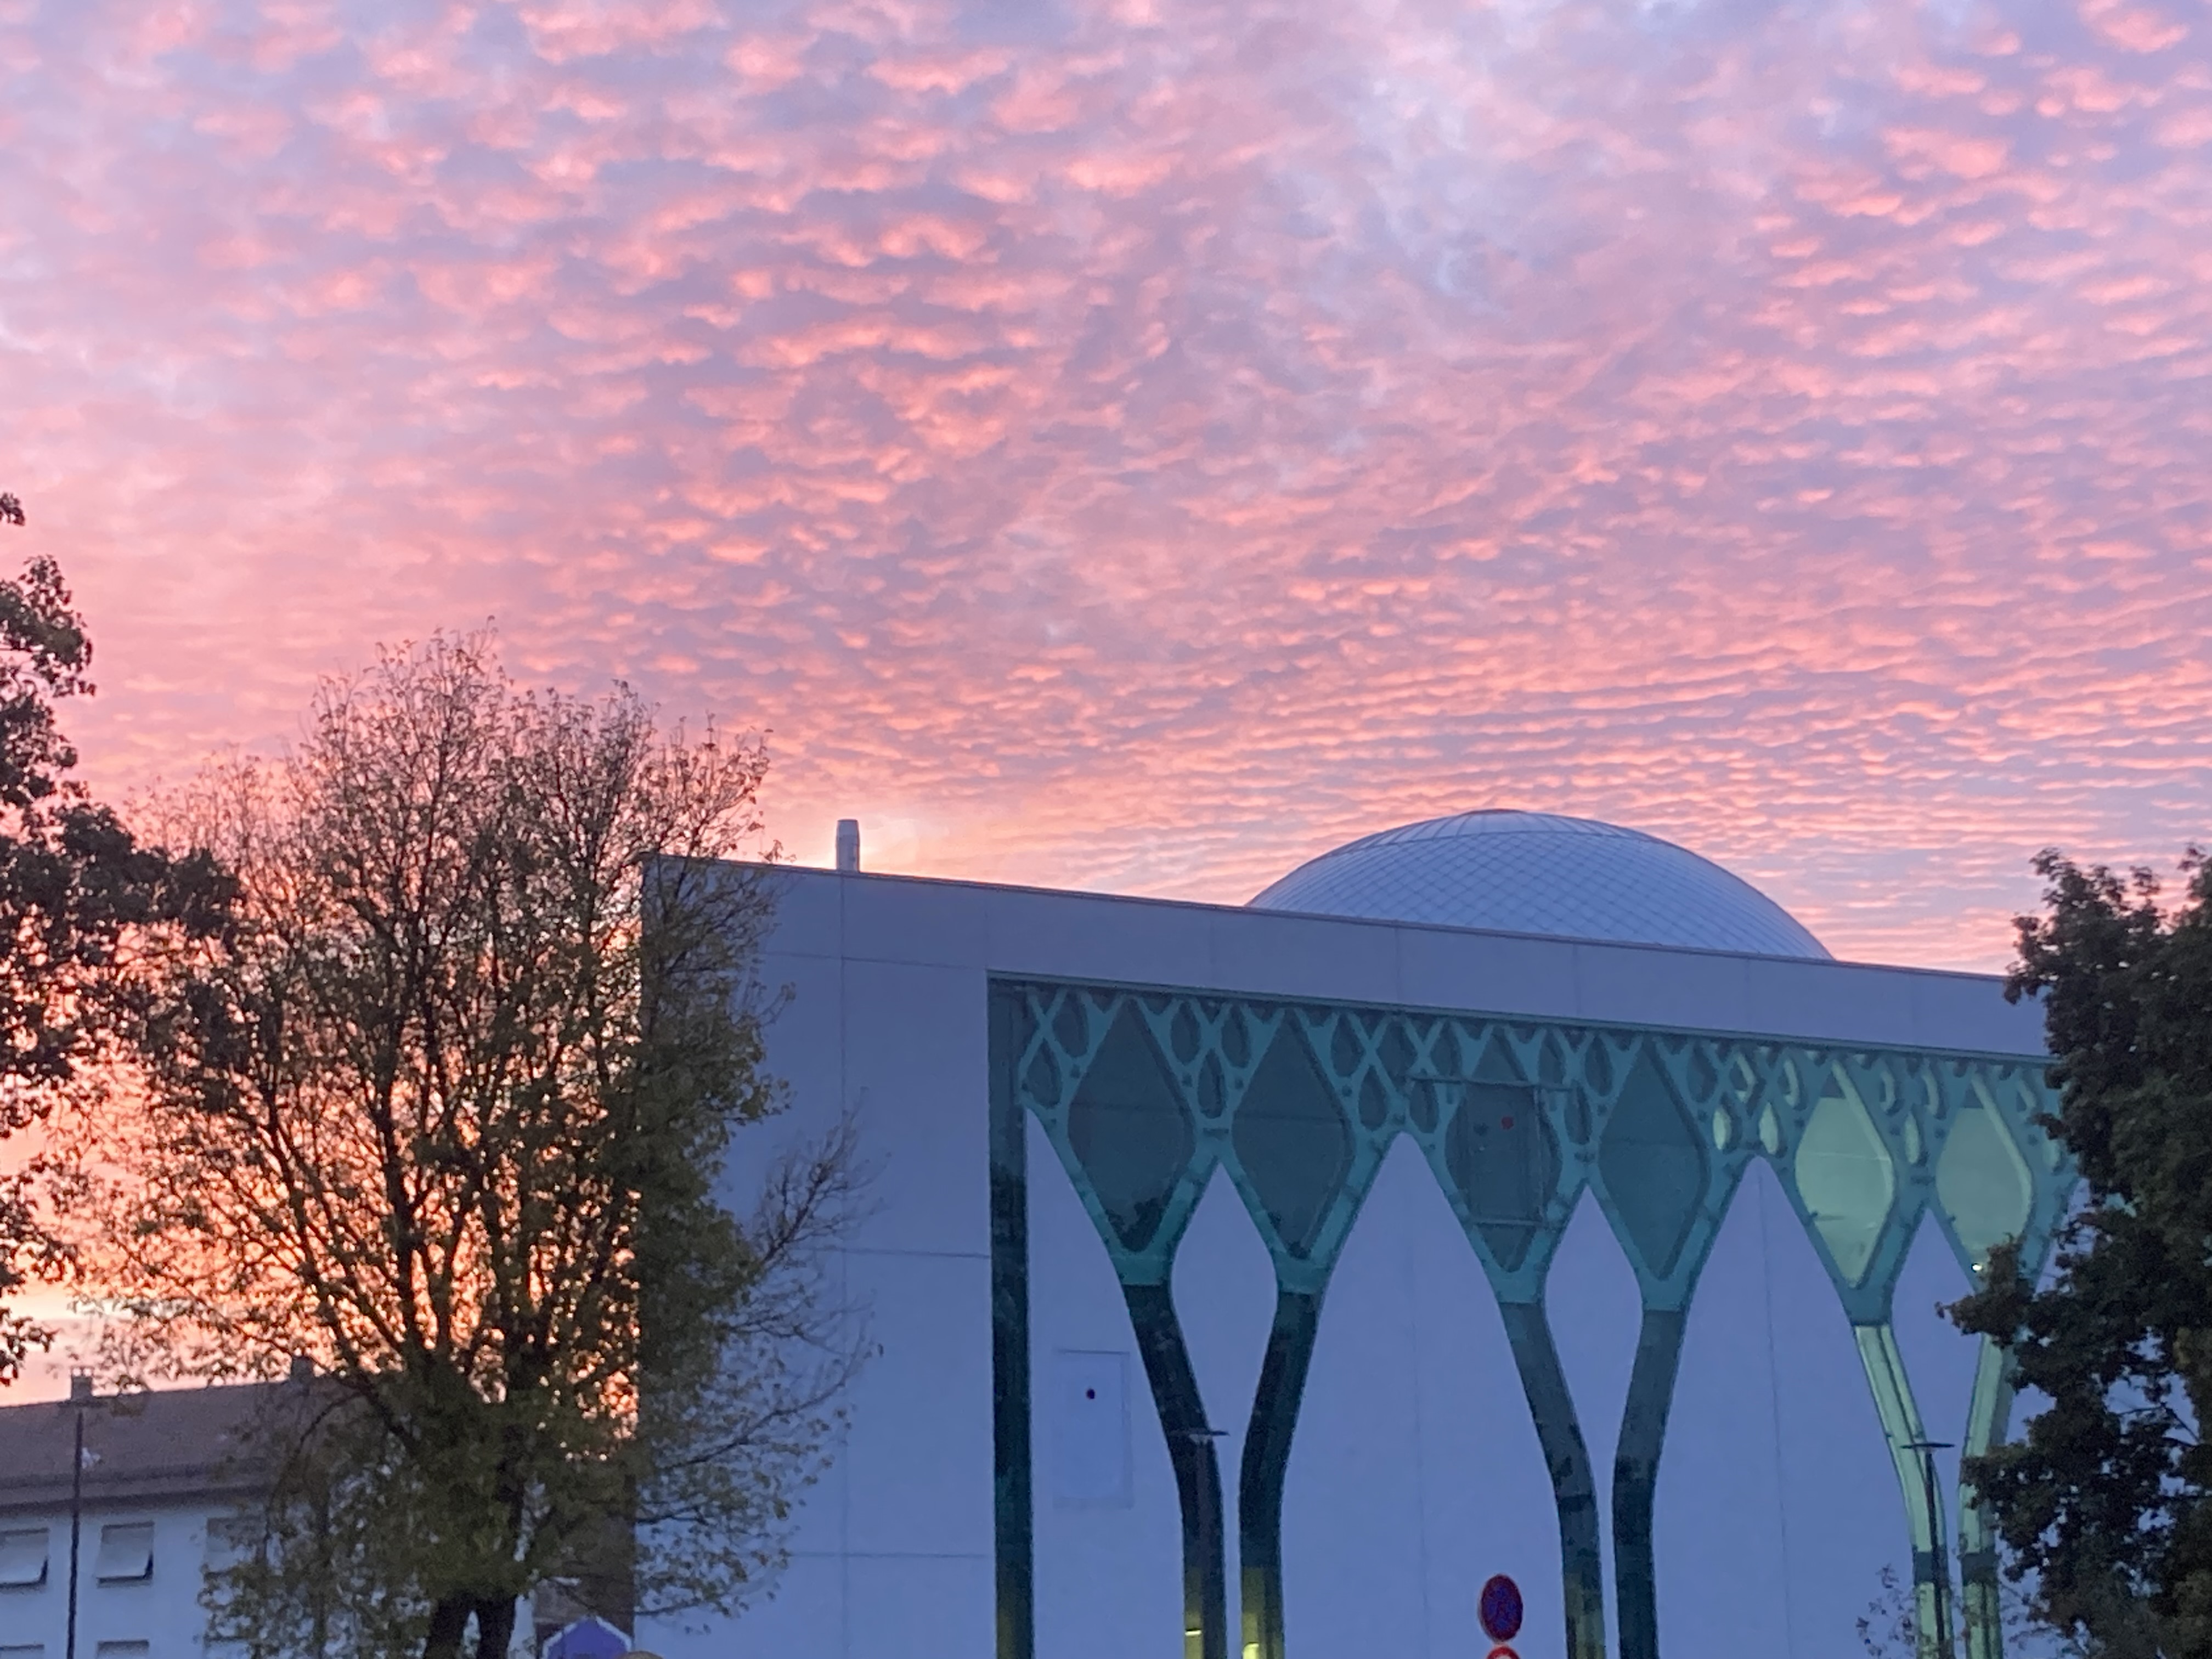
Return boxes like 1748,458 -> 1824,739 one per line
1951,849 -> 2212,1658
0,496 -> 229,1384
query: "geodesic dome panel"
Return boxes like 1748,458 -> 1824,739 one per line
1250,810 -> 1830,960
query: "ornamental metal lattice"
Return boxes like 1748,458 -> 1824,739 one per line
986,979 -> 2076,1659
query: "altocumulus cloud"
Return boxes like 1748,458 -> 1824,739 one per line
1,0 -> 2208,968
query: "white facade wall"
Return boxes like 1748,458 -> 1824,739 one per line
642,867 -> 2047,1659
0,1500 -> 229,1658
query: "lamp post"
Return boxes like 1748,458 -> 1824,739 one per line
65,1371 -> 94,1659
1178,1425 -> 1227,1659
1903,1437 -> 1955,1659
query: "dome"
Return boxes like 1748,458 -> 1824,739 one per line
1249,809 -> 1829,960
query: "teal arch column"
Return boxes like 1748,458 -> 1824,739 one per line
1125,1282 -> 1229,1659
1000,985 -> 1234,1659
1496,1296 -> 1609,1659
1235,1288 -> 1321,1659
1414,1019 -> 1612,1659
1923,1065 -> 2074,1659
1204,1003 -> 1406,1659
1955,1340 -> 2013,1659
1610,1305 -> 1688,1659
1762,1051 -> 1961,1659
1855,1321 -> 1956,1659
1585,1036 -> 1760,1659
988,989 -> 1034,1659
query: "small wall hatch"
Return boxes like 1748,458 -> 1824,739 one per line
1047,1348 -> 1132,1507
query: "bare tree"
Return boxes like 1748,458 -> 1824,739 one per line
81,635 -> 864,1659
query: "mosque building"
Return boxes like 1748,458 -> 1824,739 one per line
650,809 -> 2072,1659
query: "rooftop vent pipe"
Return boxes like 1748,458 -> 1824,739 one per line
836,819 -> 861,873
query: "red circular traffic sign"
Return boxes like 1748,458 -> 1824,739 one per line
1479,1575 -> 1524,1641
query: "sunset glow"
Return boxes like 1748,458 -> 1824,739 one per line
4,0 -> 2209,970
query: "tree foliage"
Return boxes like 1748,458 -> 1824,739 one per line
1950,850 -> 2212,1658
1857,1562 -> 2089,1659
0,499 -> 229,1383
87,636 -> 864,1659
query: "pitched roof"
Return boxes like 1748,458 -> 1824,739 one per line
0,1381 -> 294,1513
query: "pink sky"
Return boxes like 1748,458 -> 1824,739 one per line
3,0 -> 2210,972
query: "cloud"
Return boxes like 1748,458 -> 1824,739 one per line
0,0 -> 2207,972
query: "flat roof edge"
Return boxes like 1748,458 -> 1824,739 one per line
743,861 -> 2018,988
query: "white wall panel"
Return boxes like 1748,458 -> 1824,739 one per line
1027,1116 -> 1182,1659
843,1555 -> 995,1659
759,866 -> 844,962
842,876 -> 990,969
1571,941 -> 1754,1035
1543,1195 -> 1646,1651
838,957 -> 989,1258
1283,1147 -> 1434,1659
1906,971 -> 2047,1055
1282,1138 -> 1570,1659
1395,923 -> 1583,1024
643,1553 -> 845,1659
1734,1163 -> 1913,1652
1171,1170 -> 1281,1653
838,1250 -> 994,1561
1651,1161 -> 1796,1656
742,947 -> 849,1183
984,886 -> 1217,988
1202,910 -> 1403,1005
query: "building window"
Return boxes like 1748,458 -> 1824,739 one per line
92,1522 -> 155,1584
0,1526 -> 48,1589
93,1644 -> 150,1658
203,1515 -> 259,1569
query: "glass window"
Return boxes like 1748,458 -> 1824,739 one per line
1794,1084 -> 1895,1284
1232,1022 -> 1352,1259
0,1527 -> 48,1589
93,1522 -> 154,1584
1065,1003 -> 1193,1254
1936,1101 -> 2034,1267
204,1515 -> 259,1569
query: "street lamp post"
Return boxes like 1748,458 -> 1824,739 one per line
1904,1437 -> 1956,1659
1178,1425 -> 1227,1659
65,1372 -> 93,1659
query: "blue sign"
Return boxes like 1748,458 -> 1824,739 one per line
545,1616 -> 631,1659
1479,1574 -> 1523,1643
